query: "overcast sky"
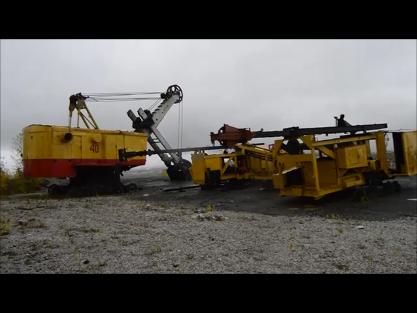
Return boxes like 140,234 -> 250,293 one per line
1,39 -> 416,168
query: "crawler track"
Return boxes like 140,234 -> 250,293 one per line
47,167 -> 139,198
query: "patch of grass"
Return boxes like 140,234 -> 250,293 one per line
43,239 -> 54,249
153,243 -> 162,253
27,218 -> 46,228
24,255 -> 33,264
177,205 -> 190,212
375,236 -> 384,243
335,263 -> 349,271
81,227 -> 102,234
254,255 -> 267,261
144,243 -> 163,256
186,254 -> 194,260
63,221 -> 72,238
30,242 -> 39,251
0,218 -> 10,235
97,260 -> 107,267
75,248 -> 83,260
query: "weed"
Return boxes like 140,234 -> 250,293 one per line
1,165 -> 43,196
27,218 -> 45,228
63,221 -> 71,237
153,243 -> 162,253
30,242 -> 39,251
81,227 -> 102,234
24,255 -> 32,264
97,260 -> 107,267
253,255 -> 267,261
335,263 -> 349,271
375,236 -> 384,243
0,218 -> 10,235
43,239 -> 54,249
75,249 -> 82,260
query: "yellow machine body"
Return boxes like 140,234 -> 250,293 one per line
190,130 -> 417,199
23,124 -> 148,178
190,144 -> 276,187
272,130 -> 417,199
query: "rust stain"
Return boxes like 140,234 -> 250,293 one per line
403,131 -> 417,175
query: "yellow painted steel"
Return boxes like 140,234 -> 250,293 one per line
190,144 -> 276,186
272,134 -> 380,199
392,130 -> 417,176
23,124 -> 147,162
272,130 -> 417,199
69,96 -> 99,129
191,129 -> 417,200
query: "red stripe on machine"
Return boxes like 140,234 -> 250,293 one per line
23,159 -> 146,178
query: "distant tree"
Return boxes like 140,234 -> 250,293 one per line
10,131 -> 23,172
0,155 -> 9,175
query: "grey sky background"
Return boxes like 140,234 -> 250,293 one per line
1,39 -> 416,168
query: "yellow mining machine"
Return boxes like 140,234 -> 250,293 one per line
190,143 -> 277,189
196,115 -> 417,199
121,114 -> 417,200
22,85 -> 192,197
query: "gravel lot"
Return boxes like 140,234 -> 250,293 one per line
1,176 -> 416,273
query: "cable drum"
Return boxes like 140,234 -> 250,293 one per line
163,85 -> 183,103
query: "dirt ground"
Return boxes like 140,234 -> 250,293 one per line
0,170 -> 415,274
120,170 -> 417,222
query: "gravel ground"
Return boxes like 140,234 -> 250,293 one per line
0,191 -> 416,274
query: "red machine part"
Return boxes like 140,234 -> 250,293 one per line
210,124 -> 254,148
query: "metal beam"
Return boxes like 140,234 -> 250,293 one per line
119,145 -> 225,161
253,123 -> 388,139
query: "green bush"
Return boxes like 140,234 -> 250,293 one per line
1,142 -> 43,196
0,131 -> 43,196
0,168 -> 42,196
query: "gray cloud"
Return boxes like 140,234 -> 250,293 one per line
1,39 -> 416,155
